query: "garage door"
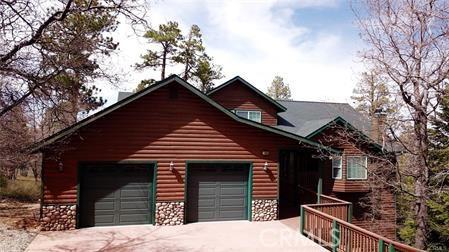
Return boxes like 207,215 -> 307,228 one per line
187,163 -> 249,223
80,163 -> 154,227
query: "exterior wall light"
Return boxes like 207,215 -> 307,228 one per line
263,162 -> 269,172
262,150 -> 270,156
169,161 -> 175,172
58,161 -> 64,172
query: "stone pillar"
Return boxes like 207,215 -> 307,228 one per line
252,199 -> 278,221
41,204 -> 77,231
155,201 -> 184,225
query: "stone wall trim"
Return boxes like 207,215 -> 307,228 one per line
155,201 -> 184,225
41,204 -> 77,231
252,199 -> 278,221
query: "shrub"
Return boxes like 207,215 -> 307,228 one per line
0,175 -> 7,188
0,177 -> 41,202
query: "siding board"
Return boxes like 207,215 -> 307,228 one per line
43,82 -> 298,203
209,80 -> 279,126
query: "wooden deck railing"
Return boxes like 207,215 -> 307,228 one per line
299,193 -> 423,252
300,206 -> 422,252
298,185 -> 353,223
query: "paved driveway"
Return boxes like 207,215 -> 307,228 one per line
26,219 -> 326,252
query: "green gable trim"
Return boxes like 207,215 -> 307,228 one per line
30,75 -> 335,153
208,76 -> 287,112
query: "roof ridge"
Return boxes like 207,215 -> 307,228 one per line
276,99 -> 350,105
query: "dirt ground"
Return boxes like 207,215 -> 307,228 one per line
0,199 -> 40,252
0,200 -> 40,230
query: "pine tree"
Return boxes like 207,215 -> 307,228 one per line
427,86 -> 449,250
134,79 -> 156,92
267,76 -> 291,100
351,70 -> 392,117
174,25 -> 205,81
137,21 -> 182,79
191,55 -> 223,93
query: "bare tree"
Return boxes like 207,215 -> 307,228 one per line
353,0 -> 449,248
0,0 -> 149,118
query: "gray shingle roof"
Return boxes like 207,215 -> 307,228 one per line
275,100 -> 371,137
118,92 -> 133,101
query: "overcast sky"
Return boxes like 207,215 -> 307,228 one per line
98,0 -> 365,108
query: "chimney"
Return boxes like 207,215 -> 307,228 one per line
370,108 -> 387,145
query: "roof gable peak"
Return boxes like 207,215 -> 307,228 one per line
208,76 -> 287,112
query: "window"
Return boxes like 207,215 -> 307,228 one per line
234,110 -> 262,123
332,156 -> 342,179
347,156 -> 368,180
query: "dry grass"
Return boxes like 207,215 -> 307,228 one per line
0,176 -> 41,202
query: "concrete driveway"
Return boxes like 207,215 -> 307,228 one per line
26,219 -> 326,252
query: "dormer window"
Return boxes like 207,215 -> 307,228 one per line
233,110 -> 262,123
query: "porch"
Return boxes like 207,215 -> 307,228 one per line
298,190 -> 422,252
278,150 -> 422,252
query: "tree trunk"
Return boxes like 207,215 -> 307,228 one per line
161,50 -> 167,80
183,58 -> 189,81
413,112 -> 429,250
414,177 -> 428,249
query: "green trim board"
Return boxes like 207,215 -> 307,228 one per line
77,160 -> 157,227
30,75 -> 336,154
184,160 -> 253,223
248,163 -> 253,221
151,163 -> 158,224
207,76 -> 287,112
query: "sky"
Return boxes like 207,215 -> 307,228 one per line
97,0 -> 366,108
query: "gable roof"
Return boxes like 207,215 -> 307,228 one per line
275,100 -> 371,138
208,76 -> 287,112
30,75 -> 336,153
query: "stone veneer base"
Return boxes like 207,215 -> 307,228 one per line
41,204 -> 76,231
155,201 -> 184,225
252,199 -> 278,221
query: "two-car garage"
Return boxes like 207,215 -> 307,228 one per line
78,162 -> 251,227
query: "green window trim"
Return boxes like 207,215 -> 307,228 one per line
346,156 -> 368,180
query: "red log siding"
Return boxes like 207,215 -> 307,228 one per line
313,129 -> 397,240
42,82 -> 298,204
209,80 -> 279,126
313,130 -> 370,192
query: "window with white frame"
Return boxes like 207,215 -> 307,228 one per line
347,156 -> 368,180
234,110 -> 262,123
332,156 -> 342,179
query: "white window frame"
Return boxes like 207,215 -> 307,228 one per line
332,156 -> 342,179
346,156 -> 368,180
233,110 -> 262,123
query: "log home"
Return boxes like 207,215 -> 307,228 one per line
32,75 -> 397,242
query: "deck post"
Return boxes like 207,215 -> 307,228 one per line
388,243 -> 395,252
348,203 -> 353,223
332,219 -> 339,252
300,206 -> 305,235
317,160 -> 323,204
378,239 -> 385,252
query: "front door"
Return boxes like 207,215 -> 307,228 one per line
279,150 -> 301,219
